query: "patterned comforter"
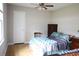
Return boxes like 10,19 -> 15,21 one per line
50,38 -> 68,50
29,32 -> 69,56
49,32 -> 69,50
44,49 -> 79,56
29,37 -> 58,56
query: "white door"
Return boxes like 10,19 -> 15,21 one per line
13,11 -> 26,43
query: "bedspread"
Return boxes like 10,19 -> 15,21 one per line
29,37 -> 58,56
51,38 -> 68,50
44,49 -> 79,56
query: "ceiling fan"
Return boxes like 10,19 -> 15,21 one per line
36,3 -> 54,10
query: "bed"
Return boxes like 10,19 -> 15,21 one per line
49,32 -> 70,50
29,24 -> 70,56
29,36 -> 58,56
44,48 -> 79,56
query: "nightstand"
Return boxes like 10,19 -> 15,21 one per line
70,36 -> 79,49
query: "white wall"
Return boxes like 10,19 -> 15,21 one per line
1,3 -> 79,55
51,4 -> 79,35
7,4 -> 51,44
13,11 -> 26,43
25,8 -> 52,42
7,4 -> 79,44
0,4 -> 8,56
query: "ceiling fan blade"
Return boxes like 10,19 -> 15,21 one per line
39,3 -> 44,6
45,5 -> 54,7
43,7 -> 47,10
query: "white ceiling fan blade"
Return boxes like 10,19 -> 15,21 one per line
45,5 -> 54,7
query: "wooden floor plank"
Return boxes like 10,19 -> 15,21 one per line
6,44 -> 32,56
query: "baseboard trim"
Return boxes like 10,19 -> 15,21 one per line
4,43 -> 8,56
8,43 -> 14,45
8,42 -> 29,45
24,41 -> 29,44
0,41 -> 8,56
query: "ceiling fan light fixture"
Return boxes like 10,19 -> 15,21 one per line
35,3 -> 54,11
38,7 -> 47,10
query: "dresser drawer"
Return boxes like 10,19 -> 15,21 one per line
71,43 -> 79,49
73,43 -> 79,47
72,39 -> 79,43
71,37 -> 79,49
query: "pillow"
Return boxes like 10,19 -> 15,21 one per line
52,32 -> 69,41
49,35 -> 56,39
49,32 -> 60,39
50,32 -> 69,42
50,32 -> 60,37
59,33 -> 69,42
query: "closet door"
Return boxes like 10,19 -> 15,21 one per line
48,24 -> 58,37
13,11 -> 26,43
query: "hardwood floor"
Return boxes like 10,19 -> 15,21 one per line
6,44 -> 33,56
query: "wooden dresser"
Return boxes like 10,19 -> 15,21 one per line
71,36 -> 79,49
48,24 -> 58,37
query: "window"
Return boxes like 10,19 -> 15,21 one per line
0,3 -> 4,45
0,3 -> 3,12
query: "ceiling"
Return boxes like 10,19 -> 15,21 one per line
9,3 -> 72,11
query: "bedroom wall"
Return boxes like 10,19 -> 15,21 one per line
0,4 -> 8,56
7,4 -> 51,44
51,4 -> 79,35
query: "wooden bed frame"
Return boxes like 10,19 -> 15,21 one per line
63,52 -> 79,56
